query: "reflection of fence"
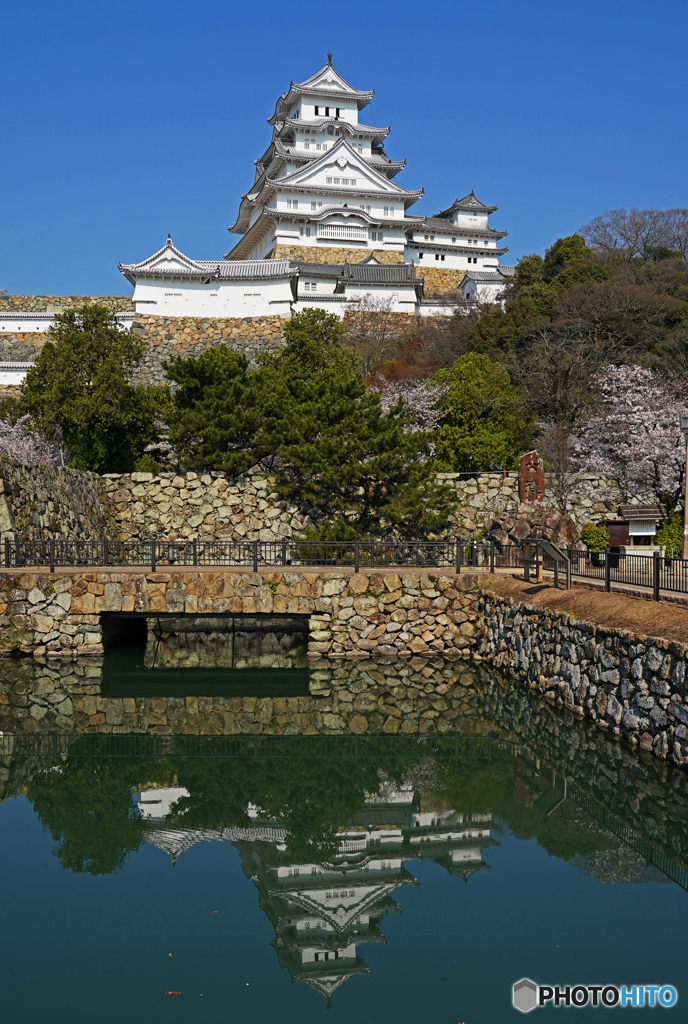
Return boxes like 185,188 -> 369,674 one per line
0,730 -> 495,761
3,537 -> 524,572
567,781 -> 688,891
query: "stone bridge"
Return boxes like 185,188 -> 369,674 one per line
0,567 -> 478,659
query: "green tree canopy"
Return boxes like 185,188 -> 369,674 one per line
431,352 -> 535,472
19,305 -> 167,472
166,308 -> 456,536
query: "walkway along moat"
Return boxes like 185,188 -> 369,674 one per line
0,567 -> 687,769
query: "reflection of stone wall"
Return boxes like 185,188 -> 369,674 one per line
0,653 -> 478,738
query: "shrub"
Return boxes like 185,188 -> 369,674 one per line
580,522 -> 609,551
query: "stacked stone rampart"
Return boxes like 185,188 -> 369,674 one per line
269,245 -> 406,265
129,313 -> 289,384
0,296 -> 134,313
0,459 -> 112,541
414,265 -> 466,297
100,471 -> 307,541
476,588 -> 688,768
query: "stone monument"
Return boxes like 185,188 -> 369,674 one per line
518,450 -> 545,504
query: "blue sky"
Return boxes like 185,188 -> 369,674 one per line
1,0 -> 686,296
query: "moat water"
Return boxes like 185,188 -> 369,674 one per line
1,626 -> 687,1022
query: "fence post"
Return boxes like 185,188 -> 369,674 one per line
566,556 -> 572,591
490,539 -> 495,574
103,537 -> 109,568
4,537 -> 9,568
354,540 -> 360,574
253,540 -> 258,574
192,537 -> 198,567
653,550 -> 660,602
604,547 -> 611,593
151,539 -> 156,573
554,559 -> 559,589
455,540 -> 461,574
370,537 -> 374,569
282,538 -> 287,565
470,538 -> 476,567
49,538 -> 55,574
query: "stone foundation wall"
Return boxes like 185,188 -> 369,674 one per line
100,471 -> 307,541
0,333 -> 50,363
269,245 -> 406,265
415,265 -> 466,297
476,587 -> 688,769
0,459 -> 112,541
0,296 -> 134,313
443,471 -> 631,534
130,313 -> 289,384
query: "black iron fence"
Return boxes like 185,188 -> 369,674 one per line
5,535 -> 687,599
539,547 -> 688,600
2,536 -> 524,573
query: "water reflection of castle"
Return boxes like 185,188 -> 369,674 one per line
138,785 -> 498,1002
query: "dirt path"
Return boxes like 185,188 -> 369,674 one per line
480,573 -> 688,646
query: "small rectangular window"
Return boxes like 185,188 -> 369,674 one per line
326,177 -> 332,184
311,202 -> 317,211
306,227 -> 311,237
336,107 -> 341,117
435,254 -> 440,261
304,142 -> 310,150
325,106 -> 330,116
418,252 -> 423,259
441,254 -> 445,261
322,143 -> 327,150
314,106 -> 320,116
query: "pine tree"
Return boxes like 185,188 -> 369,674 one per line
165,308 -> 456,536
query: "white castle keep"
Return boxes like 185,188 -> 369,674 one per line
119,57 -> 513,318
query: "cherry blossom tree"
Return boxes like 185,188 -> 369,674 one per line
368,377 -> 449,431
0,415 -> 67,465
569,365 -> 688,509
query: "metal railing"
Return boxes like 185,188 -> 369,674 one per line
2,536 -> 524,573
540,547 -> 688,600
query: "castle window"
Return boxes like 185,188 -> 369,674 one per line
336,107 -> 341,117
311,202 -> 317,210
306,227 -> 312,237
452,237 -> 456,243
314,106 -> 320,115
304,142 -> 310,150
435,254 -> 440,261
325,106 -> 330,116
418,252 -> 424,259
304,282 -> 317,292
316,143 -> 321,150
441,254 -> 445,261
